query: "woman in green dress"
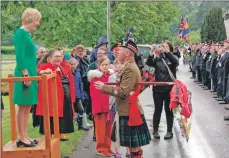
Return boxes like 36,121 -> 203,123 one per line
13,8 -> 42,147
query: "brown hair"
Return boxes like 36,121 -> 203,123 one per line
98,47 -> 108,55
73,45 -> 85,52
72,45 -> 85,57
54,46 -> 63,51
162,40 -> 174,52
98,56 -> 110,66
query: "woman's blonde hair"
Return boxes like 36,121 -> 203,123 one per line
22,8 -> 42,25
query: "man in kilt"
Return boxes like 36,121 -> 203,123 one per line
94,40 -> 151,158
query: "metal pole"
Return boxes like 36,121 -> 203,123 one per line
107,0 -> 111,51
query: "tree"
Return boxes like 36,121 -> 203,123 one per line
1,1 -> 179,47
201,7 -> 226,43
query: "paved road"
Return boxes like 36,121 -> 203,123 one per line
71,79 -> 182,158
71,64 -> 229,158
177,66 -> 229,158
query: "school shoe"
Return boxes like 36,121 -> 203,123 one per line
93,134 -> 96,141
216,98 -> 223,101
153,131 -> 160,139
224,116 -> 229,121
219,101 -> 227,104
164,132 -> 173,140
224,106 -> 229,110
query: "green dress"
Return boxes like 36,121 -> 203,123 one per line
13,28 -> 38,106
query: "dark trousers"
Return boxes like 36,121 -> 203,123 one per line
83,99 -> 90,115
205,71 -> 211,89
153,90 -> 174,132
32,105 -> 40,128
192,70 -> 196,78
201,70 -> 206,84
74,99 -> 84,116
196,66 -> 202,82
212,73 -> 218,92
226,77 -> 229,102
217,76 -> 224,98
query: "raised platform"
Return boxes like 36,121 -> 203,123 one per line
2,138 -> 60,158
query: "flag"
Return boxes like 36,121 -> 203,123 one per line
178,15 -> 184,37
182,17 -> 190,40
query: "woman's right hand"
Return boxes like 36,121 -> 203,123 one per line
24,81 -> 31,87
22,69 -> 31,87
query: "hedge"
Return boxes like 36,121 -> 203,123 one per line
1,46 -> 15,54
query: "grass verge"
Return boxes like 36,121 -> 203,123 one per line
1,96 -> 88,156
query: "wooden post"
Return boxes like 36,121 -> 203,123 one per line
41,75 -> 51,150
51,76 -> 60,138
8,74 -> 17,141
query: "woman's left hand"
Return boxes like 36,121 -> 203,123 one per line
44,68 -> 52,74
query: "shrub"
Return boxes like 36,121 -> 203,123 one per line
1,46 -> 15,54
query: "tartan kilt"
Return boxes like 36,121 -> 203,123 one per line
119,115 -> 151,148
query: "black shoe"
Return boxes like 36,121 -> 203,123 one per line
16,139 -> 36,147
219,101 -> 227,104
216,98 -> 223,101
203,87 -> 209,90
31,139 -> 39,145
93,134 -> 96,141
60,138 -> 69,141
224,116 -> 229,121
153,131 -> 160,139
213,96 -> 218,98
164,132 -> 173,140
224,106 -> 229,110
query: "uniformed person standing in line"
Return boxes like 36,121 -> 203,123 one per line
94,40 -> 151,158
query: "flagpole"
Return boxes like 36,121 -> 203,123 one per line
107,0 -> 111,51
